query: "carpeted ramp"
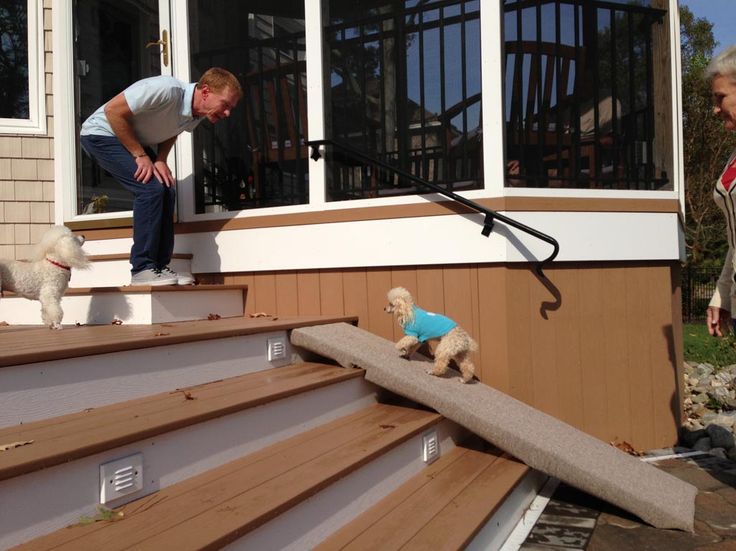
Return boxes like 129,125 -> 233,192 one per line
291,322 -> 697,532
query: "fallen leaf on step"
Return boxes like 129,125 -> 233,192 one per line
111,318 -> 123,325
78,506 -> 124,525
0,440 -> 34,452
207,313 -> 221,320
0,321 -> 8,326
610,438 -> 643,456
379,424 -> 396,430
249,312 -> 270,318
154,332 -> 170,337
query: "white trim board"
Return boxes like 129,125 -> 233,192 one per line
189,211 -> 681,270
82,210 -> 681,272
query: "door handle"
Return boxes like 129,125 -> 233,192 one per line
145,29 -> 169,67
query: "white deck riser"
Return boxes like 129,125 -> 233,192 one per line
0,288 -> 243,326
224,419 -> 463,551
70,258 -> 192,288
0,331 -> 292,428
0,378 -> 379,550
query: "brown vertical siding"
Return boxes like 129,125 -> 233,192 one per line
670,264 -> 686,439
275,271 -> 299,316
296,271 -> 321,315
477,267 -> 510,392
319,270 -> 345,316
578,267 -> 610,441
199,261 -> 683,450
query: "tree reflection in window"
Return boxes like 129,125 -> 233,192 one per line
0,0 -> 29,119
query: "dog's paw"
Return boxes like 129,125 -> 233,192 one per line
396,347 -> 409,358
49,322 -> 62,330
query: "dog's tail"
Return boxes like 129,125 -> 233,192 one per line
468,335 -> 479,352
458,327 -> 478,352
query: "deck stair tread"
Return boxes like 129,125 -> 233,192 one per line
317,441 -> 529,551
0,315 -> 356,367
86,253 -> 193,262
3,283 -> 247,295
14,403 -> 442,551
1,280 -> 248,325
0,362 -> 363,482
68,252 -> 194,288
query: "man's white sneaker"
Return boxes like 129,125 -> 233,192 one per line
130,268 -> 178,286
161,266 -> 195,285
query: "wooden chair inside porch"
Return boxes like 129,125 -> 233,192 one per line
505,40 -> 615,187
243,60 -> 308,199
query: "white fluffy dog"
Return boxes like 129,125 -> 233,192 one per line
385,286 -> 477,383
0,226 -> 90,329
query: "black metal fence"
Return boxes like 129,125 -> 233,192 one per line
682,266 -> 720,322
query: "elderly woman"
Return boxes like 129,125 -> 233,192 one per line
706,45 -> 736,336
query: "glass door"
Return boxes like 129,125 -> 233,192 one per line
73,0 -> 171,216
185,0 -> 309,215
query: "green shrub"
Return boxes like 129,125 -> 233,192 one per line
683,322 -> 736,366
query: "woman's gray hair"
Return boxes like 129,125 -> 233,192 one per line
706,45 -> 736,80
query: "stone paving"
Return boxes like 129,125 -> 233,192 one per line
521,452 -> 736,550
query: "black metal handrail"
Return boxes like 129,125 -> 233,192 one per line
307,138 -> 560,277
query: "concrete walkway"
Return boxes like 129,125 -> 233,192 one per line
521,451 -> 736,550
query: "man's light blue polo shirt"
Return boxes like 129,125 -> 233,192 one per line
402,306 -> 457,342
80,75 -> 202,146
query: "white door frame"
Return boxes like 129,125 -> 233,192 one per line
53,0 -> 173,224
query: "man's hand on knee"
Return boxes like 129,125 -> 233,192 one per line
134,155 -> 155,183
154,161 -> 175,187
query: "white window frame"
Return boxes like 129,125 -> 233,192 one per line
0,0 -> 46,134
54,0 -> 682,226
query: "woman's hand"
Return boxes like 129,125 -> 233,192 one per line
706,306 -> 731,337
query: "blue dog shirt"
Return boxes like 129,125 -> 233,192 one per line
402,306 -> 457,342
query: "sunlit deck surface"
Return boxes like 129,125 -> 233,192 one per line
0,315 -> 356,368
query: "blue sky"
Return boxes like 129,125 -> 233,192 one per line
678,0 -> 735,55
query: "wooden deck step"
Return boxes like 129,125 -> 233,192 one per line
85,253 -> 193,262
0,283 -> 248,325
0,362 -> 363,482
0,315 -> 355,367
317,441 -> 530,551
70,253 -> 193,288
14,403 -> 442,551
0,316 -> 357,429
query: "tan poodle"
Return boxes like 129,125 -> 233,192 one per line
0,226 -> 90,329
385,286 -> 477,383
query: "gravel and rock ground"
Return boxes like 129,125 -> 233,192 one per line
519,361 -> 736,550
